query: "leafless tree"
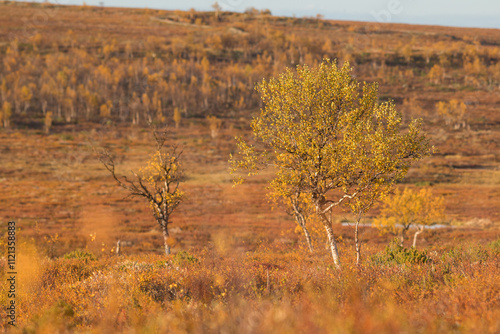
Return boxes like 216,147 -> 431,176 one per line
96,128 -> 184,255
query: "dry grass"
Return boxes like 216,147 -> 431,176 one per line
0,2 -> 499,331
0,125 -> 498,332
1,239 -> 499,333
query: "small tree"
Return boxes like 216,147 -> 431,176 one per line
100,101 -> 112,119
173,107 -> 181,129
436,99 -> 467,130
207,115 -> 222,139
428,64 -> 444,84
230,60 -> 431,268
97,128 -> 184,255
212,2 -> 221,21
412,188 -> 445,247
20,85 -> 32,113
373,187 -> 445,247
1,101 -> 11,128
44,111 -> 53,134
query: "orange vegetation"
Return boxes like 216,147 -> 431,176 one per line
0,2 -> 499,332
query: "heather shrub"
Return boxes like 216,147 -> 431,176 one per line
2,241 -> 499,332
372,239 -> 430,265
63,249 -> 97,261
173,250 -> 199,265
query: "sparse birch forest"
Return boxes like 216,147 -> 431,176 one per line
0,2 -> 499,333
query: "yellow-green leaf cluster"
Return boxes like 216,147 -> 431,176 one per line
373,187 -> 445,235
231,59 -> 431,214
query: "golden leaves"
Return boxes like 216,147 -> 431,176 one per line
373,187 -> 446,233
436,99 -> 467,128
231,58 -> 431,219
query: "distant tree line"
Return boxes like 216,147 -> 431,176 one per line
0,10 -> 499,129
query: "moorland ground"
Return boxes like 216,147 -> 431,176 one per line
0,2 -> 499,332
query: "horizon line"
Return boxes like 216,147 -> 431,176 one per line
8,0 -> 500,30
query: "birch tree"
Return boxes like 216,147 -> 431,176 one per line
373,187 -> 445,248
97,128 -> 184,255
230,59 -> 431,269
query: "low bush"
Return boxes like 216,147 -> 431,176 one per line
63,250 -> 97,261
371,239 -> 431,265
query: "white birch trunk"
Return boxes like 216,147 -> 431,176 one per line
325,224 -> 340,269
323,220 -> 341,269
162,226 -> 171,255
316,200 -> 341,268
355,217 -> 361,266
412,226 -> 424,248
302,222 -> 314,253
293,204 -> 314,253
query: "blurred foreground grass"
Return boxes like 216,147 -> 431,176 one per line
1,239 -> 499,333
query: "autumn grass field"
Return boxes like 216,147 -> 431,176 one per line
1,239 -> 500,333
0,1 -> 499,333
0,122 -> 498,333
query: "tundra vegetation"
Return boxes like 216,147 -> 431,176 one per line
0,2 -> 499,332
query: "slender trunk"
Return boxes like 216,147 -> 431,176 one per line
323,222 -> 341,269
162,225 -> 171,255
292,202 -> 314,253
316,200 -> 340,268
266,268 -> 270,295
413,226 -> 424,248
400,228 -> 407,247
116,239 -> 121,256
355,216 -> 361,266
314,199 -> 341,269
297,215 -> 314,253
302,221 -> 314,253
